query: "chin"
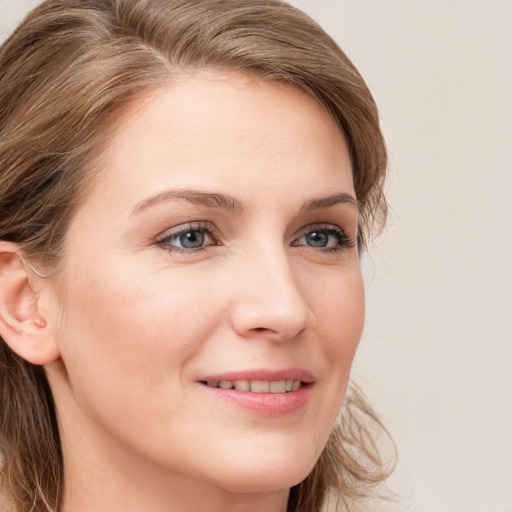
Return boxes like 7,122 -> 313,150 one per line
203,443 -> 320,494
218,468 -> 313,495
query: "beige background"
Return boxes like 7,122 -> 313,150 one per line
1,1 -> 511,511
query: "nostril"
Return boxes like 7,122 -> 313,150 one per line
252,327 -> 280,335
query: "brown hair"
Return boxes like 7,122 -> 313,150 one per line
0,1 -> 392,511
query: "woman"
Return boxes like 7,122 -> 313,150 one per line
0,1 -> 392,511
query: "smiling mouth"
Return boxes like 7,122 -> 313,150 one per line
199,379 -> 308,393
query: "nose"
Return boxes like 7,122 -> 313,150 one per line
228,246 -> 315,342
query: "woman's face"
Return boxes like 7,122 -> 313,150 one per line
46,72 -> 364,497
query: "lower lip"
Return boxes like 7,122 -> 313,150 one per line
200,384 -> 312,416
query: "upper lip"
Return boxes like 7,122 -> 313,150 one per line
198,368 -> 315,383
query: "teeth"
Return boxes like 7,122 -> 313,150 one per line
204,379 -> 303,393
234,380 -> 250,391
251,380 -> 269,393
269,380 -> 286,393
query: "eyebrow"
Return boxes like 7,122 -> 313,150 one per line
132,189 -> 358,216
132,189 -> 245,216
299,192 -> 359,214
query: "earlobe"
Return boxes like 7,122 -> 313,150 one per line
0,242 -> 60,365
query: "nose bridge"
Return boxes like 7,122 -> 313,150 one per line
230,235 -> 314,340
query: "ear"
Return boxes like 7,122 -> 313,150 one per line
0,241 -> 60,365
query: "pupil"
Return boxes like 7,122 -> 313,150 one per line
307,232 -> 328,247
180,231 -> 204,248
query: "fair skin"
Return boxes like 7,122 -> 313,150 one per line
0,72 -> 364,512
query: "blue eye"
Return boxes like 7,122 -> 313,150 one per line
174,230 -> 206,249
302,231 -> 330,248
294,226 -> 353,251
157,223 -> 216,252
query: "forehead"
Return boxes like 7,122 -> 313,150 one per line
83,71 -> 353,215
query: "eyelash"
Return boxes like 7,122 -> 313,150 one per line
155,222 -> 355,254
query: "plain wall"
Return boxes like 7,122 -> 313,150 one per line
1,1 -> 511,512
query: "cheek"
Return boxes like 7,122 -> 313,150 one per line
308,264 -> 365,357
55,261 -> 222,411
310,266 -> 365,412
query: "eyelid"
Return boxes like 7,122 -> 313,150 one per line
155,220 -> 214,238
